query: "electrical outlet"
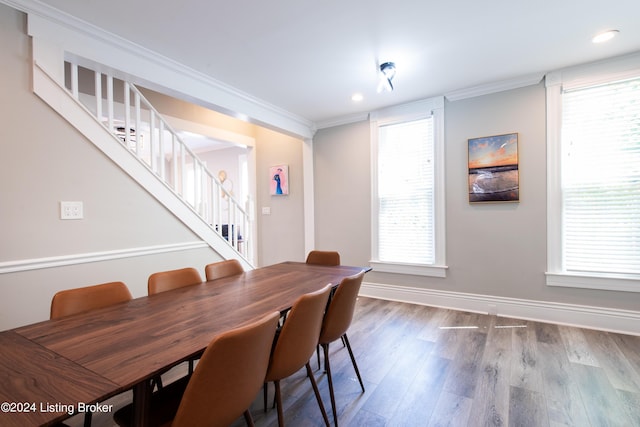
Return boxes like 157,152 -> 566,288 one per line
60,201 -> 84,220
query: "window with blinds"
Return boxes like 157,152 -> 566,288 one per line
377,117 -> 435,264
561,77 -> 640,276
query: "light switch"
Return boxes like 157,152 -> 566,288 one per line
262,207 -> 271,215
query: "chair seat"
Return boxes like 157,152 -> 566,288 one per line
113,377 -> 190,427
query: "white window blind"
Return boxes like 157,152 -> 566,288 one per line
561,77 -> 640,275
377,117 -> 434,264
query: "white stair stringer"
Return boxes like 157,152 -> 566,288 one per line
32,62 -> 253,270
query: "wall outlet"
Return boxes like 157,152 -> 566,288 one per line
488,304 -> 498,316
60,201 -> 84,220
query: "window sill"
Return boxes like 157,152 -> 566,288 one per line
546,272 -> 639,293
369,261 -> 448,278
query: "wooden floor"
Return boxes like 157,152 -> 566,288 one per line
70,297 -> 640,427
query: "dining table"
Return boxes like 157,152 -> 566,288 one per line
0,261 -> 370,427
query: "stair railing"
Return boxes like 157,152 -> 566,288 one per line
65,62 -> 251,262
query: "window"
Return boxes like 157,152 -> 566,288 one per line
546,56 -> 640,292
370,98 -> 446,277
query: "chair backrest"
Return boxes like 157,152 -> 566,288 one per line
319,272 -> 365,345
50,281 -> 133,319
148,267 -> 202,295
305,250 -> 341,266
265,284 -> 332,381
172,311 -> 280,427
204,259 -> 244,282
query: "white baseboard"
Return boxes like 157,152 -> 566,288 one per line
360,282 -> 640,337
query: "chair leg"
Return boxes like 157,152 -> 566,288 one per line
263,383 -> 268,413
317,344 -> 321,370
274,380 -> 284,427
243,409 -> 255,427
306,362 -> 330,427
323,343 -> 338,427
343,334 -> 365,393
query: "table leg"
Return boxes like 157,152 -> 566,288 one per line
132,380 -> 152,427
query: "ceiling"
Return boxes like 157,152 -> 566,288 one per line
23,0 -> 640,125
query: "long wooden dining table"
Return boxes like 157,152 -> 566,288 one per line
0,262 -> 369,427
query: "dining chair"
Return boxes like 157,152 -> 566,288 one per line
147,267 -> 203,295
50,281 -> 133,427
148,267 -> 203,377
205,259 -> 244,281
317,271 -> 366,427
113,311 -> 281,427
50,281 -> 132,319
263,284 -> 333,427
305,250 -> 341,266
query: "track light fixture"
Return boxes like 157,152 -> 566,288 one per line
378,62 -> 396,92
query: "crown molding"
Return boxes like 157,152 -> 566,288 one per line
315,112 -> 370,130
445,72 -> 544,102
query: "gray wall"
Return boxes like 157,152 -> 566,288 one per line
313,83 -> 639,312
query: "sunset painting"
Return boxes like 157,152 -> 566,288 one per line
468,133 -> 519,203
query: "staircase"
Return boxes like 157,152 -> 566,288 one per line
33,60 -> 254,267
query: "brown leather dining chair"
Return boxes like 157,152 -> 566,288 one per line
113,311 -> 281,427
50,281 -> 133,427
147,267 -> 203,295
306,250 -> 341,266
264,284 -> 333,427
50,281 -> 133,319
205,259 -> 244,281
317,271 -> 366,427
148,267 -> 203,377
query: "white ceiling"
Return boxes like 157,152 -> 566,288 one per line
23,0 -> 640,125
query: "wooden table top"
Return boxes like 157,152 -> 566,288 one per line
4,262 -> 368,426
0,331 -> 119,427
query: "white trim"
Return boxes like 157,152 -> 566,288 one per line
360,282 -> 640,336
546,273 -> 639,293
315,113 -> 370,130
0,242 -> 208,274
302,138 -> 315,256
445,73 -> 544,101
369,261 -> 448,278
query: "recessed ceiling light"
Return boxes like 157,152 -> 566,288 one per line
592,30 -> 619,43
351,93 -> 364,102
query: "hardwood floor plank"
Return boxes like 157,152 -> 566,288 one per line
468,321 -> 512,427
389,355 -> 450,426
442,330 -> 487,398
427,391 -> 473,427
509,386 -> 549,427
537,341 -> 591,427
582,329 -> 640,393
617,389 -> 640,427
535,322 -> 562,346
558,325 -> 600,367
572,364 -> 635,427
510,321 -> 544,393
608,333 -> 640,376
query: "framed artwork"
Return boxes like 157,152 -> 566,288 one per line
468,133 -> 519,203
270,165 -> 289,195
